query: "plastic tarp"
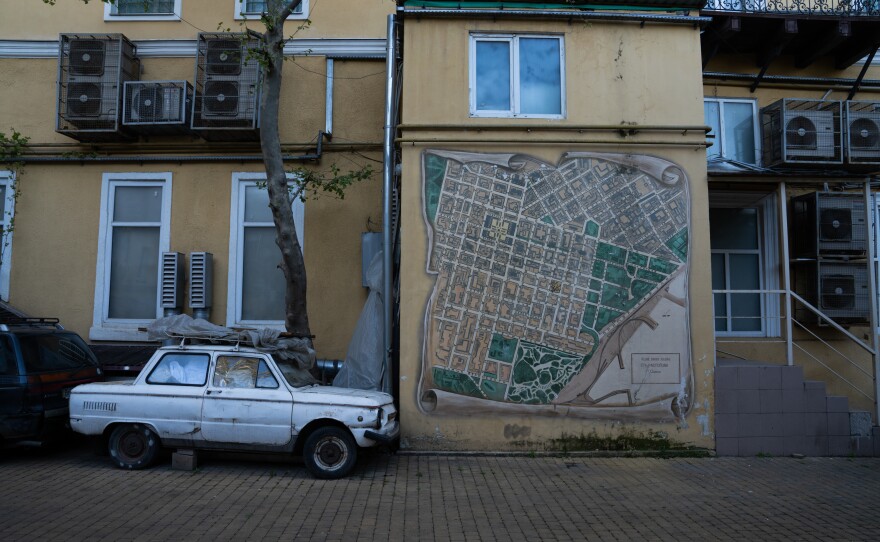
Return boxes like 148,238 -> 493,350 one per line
146,314 -> 317,387
333,251 -> 384,390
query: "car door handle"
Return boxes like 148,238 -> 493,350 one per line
206,390 -> 223,395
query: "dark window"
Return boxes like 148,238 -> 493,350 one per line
16,333 -> 99,372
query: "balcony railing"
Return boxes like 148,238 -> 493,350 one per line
703,0 -> 880,16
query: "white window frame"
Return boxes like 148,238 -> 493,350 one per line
873,194 -> 880,332
469,33 -> 566,119
0,171 -> 16,302
104,0 -> 182,21
234,0 -> 308,20
704,97 -> 761,165
91,173 -> 172,341
710,193 -> 780,338
227,173 -> 304,329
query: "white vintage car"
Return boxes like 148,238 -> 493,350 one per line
69,344 -> 398,479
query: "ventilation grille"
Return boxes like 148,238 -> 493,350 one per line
160,252 -> 185,310
845,101 -> 880,164
83,401 -> 117,412
189,252 -> 213,309
761,99 -> 843,166
123,81 -> 193,134
191,31 -> 261,141
57,33 -> 139,141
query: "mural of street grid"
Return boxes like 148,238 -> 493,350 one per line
420,151 -> 691,417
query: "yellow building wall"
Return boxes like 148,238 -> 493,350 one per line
397,16 -> 715,450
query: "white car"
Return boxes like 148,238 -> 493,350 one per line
69,344 -> 398,479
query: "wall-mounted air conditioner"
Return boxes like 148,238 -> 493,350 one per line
123,80 -> 193,135
791,192 -> 867,257
794,261 -> 870,325
57,34 -> 139,142
845,101 -> 880,165
761,99 -> 843,166
191,32 -> 261,141
160,252 -> 185,314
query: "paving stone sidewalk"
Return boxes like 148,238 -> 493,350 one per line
1,441 -> 879,541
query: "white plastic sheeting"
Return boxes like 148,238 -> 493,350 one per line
333,251 -> 384,390
146,314 -> 317,386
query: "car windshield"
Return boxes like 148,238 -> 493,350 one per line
274,358 -> 317,388
16,332 -> 99,372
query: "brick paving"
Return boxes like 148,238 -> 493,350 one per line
1,441 -> 879,541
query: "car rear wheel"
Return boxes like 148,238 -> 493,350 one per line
303,426 -> 357,479
108,424 -> 160,470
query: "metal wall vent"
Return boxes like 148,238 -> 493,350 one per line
160,252 -> 185,310
189,252 -> 213,311
123,80 -> 193,135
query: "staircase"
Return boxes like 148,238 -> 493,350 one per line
715,360 -> 880,457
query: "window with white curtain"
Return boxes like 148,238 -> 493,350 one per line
470,34 -> 565,119
105,0 -> 182,21
92,174 -> 171,341
0,171 -> 16,301
234,0 -> 308,20
704,98 -> 760,165
227,173 -> 304,327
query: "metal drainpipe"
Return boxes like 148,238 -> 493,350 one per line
382,14 -> 397,395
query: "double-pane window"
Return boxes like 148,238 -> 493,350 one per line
106,0 -> 181,20
471,34 -> 564,118
235,0 -> 307,19
0,171 -> 15,301
711,207 -> 763,334
704,98 -> 759,165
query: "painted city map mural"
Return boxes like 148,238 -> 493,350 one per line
418,151 -> 693,422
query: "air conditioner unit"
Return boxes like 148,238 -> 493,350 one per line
845,101 -> 880,164
794,261 -> 870,325
191,32 -> 261,141
790,192 -> 867,257
123,81 -> 193,135
57,34 -> 139,142
761,99 -> 843,166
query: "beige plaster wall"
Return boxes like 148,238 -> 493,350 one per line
8,156 -> 382,359
397,17 -> 715,450
1,0 -> 393,41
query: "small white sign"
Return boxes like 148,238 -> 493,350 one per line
632,353 -> 680,384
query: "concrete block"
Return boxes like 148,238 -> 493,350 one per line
828,436 -> 851,457
715,389 -> 737,414
804,388 -> 827,413
737,390 -> 761,414
825,396 -> 849,413
757,437 -> 784,456
781,389 -> 805,413
781,366 -> 804,390
782,436 -> 808,457
803,380 -> 826,392
804,413 -> 828,437
760,413 -> 785,437
805,435 -> 828,456
738,437 -> 763,457
715,413 -> 737,438
781,413 -> 805,437
849,411 -> 872,437
172,449 -> 198,471
760,389 -> 782,413
851,437 -> 874,458
827,413 -> 850,436
738,413 -> 763,438
715,437 -> 738,457
759,366 -> 782,390
716,366 -> 738,390
738,366 -> 761,390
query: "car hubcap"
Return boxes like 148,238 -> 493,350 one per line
121,431 -> 146,459
315,437 -> 347,469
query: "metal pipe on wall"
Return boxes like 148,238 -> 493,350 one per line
381,14 -> 397,396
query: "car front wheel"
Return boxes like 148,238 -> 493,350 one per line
303,426 -> 357,479
108,423 -> 160,470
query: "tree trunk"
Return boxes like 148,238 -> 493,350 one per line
259,1 -> 311,340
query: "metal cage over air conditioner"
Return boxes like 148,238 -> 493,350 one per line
794,261 -> 871,325
790,192 -> 868,258
123,80 -> 193,135
56,33 -> 139,142
191,32 -> 262,141
761,99 -> 843,166
845,101 -> 880,165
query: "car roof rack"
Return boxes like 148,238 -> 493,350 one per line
0,306 -> 64,331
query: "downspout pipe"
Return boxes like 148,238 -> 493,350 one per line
382,14 -> 397,395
